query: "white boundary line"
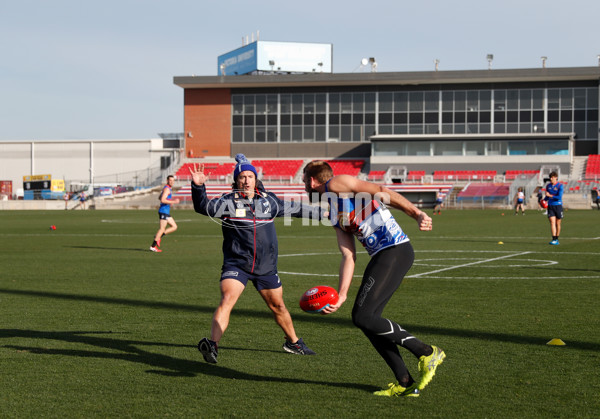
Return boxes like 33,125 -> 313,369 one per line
408,251 -> 533,278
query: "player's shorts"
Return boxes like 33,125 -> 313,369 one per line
517,199 -> 524,204
221,266 -> 282,291
158,212 -> 171,220
547,205 -> 563,219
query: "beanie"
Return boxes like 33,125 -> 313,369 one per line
233,153 -> 257,180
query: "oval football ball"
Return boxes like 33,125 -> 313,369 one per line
299,286 -> 339,314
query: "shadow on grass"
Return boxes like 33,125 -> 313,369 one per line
0,329 -> 376,392
1,288 -> 598,353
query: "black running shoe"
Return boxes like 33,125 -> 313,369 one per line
282,338 -> 316,355
198,337 -> 218,363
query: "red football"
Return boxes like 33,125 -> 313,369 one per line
540,199 -> 548,209
299,286 -> 339,314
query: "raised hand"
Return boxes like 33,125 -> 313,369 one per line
188,163 -> 209,186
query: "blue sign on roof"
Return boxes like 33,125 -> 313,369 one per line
217,43 -> 258,76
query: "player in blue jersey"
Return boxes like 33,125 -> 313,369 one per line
544,171 -> 563,245
150,175 -> 179,252
303,160 -> 445,398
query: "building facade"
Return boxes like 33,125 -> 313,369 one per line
174,67 -> 600,173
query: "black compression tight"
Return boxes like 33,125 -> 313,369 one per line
351,242 -> 432,385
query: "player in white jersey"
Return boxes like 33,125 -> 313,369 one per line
303,160 -> 445,398
514,187 -> 525,215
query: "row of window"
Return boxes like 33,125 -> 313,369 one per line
231,87 -> 599,142
373,139 -> 570,157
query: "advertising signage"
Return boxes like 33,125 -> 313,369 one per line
218,41 -> 332,75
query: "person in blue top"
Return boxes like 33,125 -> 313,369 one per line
189,154 -> 325,364
150,175 -> 179,252
544,171 -> 563,245
303,160 -> 445,398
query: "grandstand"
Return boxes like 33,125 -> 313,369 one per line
585,154 -> 600,180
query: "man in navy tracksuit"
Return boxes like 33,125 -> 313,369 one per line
190,154 -> 324,363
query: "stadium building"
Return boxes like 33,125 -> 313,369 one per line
175,66 -> 599,175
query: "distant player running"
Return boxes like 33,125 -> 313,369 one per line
303,160 -> 445,398
150,175 -> 179,252
514,187 -> 525,215
544,171 -> 563,245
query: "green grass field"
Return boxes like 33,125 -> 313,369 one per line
1,208 -> 599,417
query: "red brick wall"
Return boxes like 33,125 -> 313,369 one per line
184,89 -> 231,157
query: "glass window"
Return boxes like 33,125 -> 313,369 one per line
233,96 -> 244,114
380,92 -> 393,112
244,126 -> 254,142
315,94 -> 326,113
255,95 -> 266,114
507,90 -> 518,110
519,90 -> 532,109
407,141 -> 430,156
353,93 -> 364,113
329,93 -> 340,113
466,141 -> 485,156
280,94 -> 291,113
266,95 -> 277,114
442,91 -> 453,111
508,141 -> 534,155
244,95 -> 255,114
425,91 -> 438,111
547,89 -> 560,109
507,123 -> 518,133
409,92 -> 423,111
291,94 -> 303,114
409,113 -> 423,124
303,94 -> 315,114
341,93 -> 352,113
365,93 -> 376,112
560,89 -> 573,109
574,89 -> 586,109
292,126 -> 302,141
394,92 -> 408,112
480,90 -> 491,111
494,90 -> 506,110
304,126 -> 314,140
315,126 -> 326,141
379,113 -> 392,124
455,91 -> 466,111
232,127 -> 243,142
494,123 -> 506,134
329,125 -> 339,140
433,141 -> 462,156
255,127 -> 266,142
467,91 -> 478,111
532,90 -> 544,109
587,88 -> 598,108
487,141 -> 506,155
280,126 -> 290,142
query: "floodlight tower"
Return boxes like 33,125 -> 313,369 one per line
541,56 -> 547,68
487,54 -> 494,70
434,59 -> 440,71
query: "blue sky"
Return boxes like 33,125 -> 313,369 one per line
1,0 -> 599,140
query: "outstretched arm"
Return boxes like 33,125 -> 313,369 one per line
326,174 -> 433,231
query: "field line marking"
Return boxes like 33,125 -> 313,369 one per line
408,251 -> 533,278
